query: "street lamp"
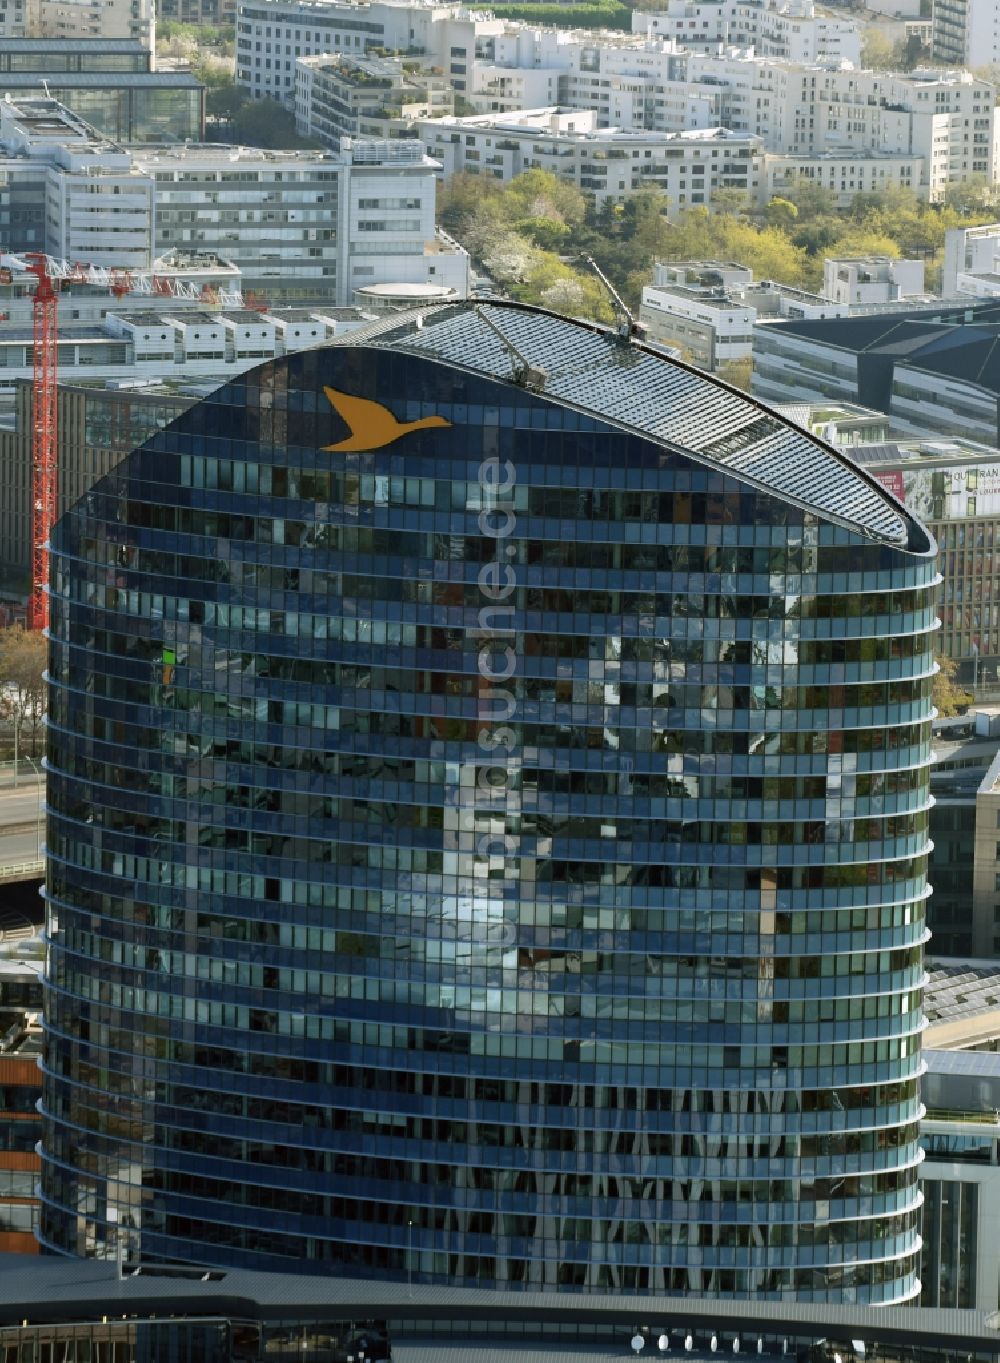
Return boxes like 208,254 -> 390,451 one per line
22,753 -> 42,858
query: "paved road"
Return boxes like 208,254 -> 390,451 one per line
0,773 -> 44,868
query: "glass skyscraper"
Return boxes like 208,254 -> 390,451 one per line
40,302 -> 935,1303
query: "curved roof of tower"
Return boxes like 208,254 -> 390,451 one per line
335,300 -> 929,552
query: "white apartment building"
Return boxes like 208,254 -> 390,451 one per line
136,137 -> 468,306
418,107 -> 763,205
639,258 -> 847,369
468,26 -> 998,201
0,0 -> 30,34
0,97 -> 155,269
765,148 -> 924,207
0,0 -> 154,47
933,0 -> 1000,69
236,0 -> 997,201
32,0 -> 154,50
822,254 -> 925,306
294,52 -> 452,147
877,68 -> 998,200
632,0 -> 861,65
236,0 -> 502,105
943,222 -> 1000,298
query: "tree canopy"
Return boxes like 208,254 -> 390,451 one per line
0,626 -> 46,758
933,653 -> 973,718
440,167 -> 1000,314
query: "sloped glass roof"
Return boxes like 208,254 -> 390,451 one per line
338,301 -> 926,550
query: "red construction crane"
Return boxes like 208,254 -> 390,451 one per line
6,251 -> 252,631
25,252 -> 57,634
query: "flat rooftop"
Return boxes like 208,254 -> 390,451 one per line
0,71 -> 202,89
0,1255 -> 994,1355
924,960 -> 1000,1048
0,37 -> 147,51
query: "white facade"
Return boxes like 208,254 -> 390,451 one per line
863,0 -> 921,15
933,0 -> 1000,69
235,0 -> 997,202
822,255 -> 925,305
640,281 -> 757,369
33,0 -> 154,51
640,259 -> 848,369
764,148 -> 924,208
943,222 -> 1000,298
877,69 -> 998,201
236,0 -> 498,106
294,52 -> 453,146
136,138 -> 467,306
632,0 -> 861,65
0,0 -> 30,34
418,108 -> 763,206
0,302 -> 372,406
0,98 -> 155,270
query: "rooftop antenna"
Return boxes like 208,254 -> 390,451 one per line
580,254 -> 647,343
474,304 -> 547,391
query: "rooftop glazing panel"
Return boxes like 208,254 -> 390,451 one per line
340,302 -> 921,548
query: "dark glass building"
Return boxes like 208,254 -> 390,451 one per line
40,303 -> 936,1303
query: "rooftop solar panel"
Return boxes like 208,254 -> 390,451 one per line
336,302 -> 923,549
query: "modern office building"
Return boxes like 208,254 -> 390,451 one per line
753,302 -> 1000,448
924,708 -> 1000,958
142,139 -> 469,306
919,1046 -> 1000,1312
40,301 -> 935,1302
0,37 -> 150,72
632,0 -> 861,64
0,956 -> 43,1256
943,222 -> 1000,300
0,304 -> 375,581
0,71 -> 203,142
851,435 -> 1000,667
1,1256 -> 999,1363
822,257 -> 926,309
639,260 -> 848,372
0,97 -> 155,269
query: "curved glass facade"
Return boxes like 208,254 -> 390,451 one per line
40,303 -> 936,1303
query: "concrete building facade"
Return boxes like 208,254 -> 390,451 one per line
142,138 -> 468,306
752,301 -> 1000,448
632,0 -> 861,65
822,255 -> 926,307
932,0 -> 1000,69
0,97 -> 154,270
294,52 -> 452,147
639,259 -> 848,370
419,108 -> 763,206
944,222 -> 1000,299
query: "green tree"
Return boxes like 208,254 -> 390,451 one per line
716,356 -> 753,392
933,653 -> 973,716
0,626 -> 46,759
503,168 -> 587,228
861,28 -> 896,70
230,98 -> 318,149
764,197 -> 799,230
194,64 -> 246,122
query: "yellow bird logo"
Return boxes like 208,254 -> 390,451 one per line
322,386 -> 452,452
